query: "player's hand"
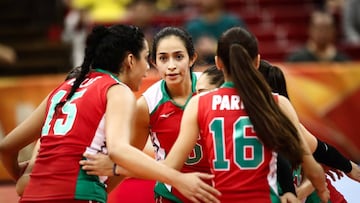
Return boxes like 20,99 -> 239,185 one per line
323,165 -> 344,181
173,172 -> 221,203
79,153 -> 113,176
346,161 -> 360,183
18,160 -> 29,178
316,186 -> 330,203
280,192 -> 301,203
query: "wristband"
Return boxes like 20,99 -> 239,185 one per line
113,163 -> 120,176
313,139 -> 352,173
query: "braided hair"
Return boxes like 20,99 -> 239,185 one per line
55,24 -> 145,111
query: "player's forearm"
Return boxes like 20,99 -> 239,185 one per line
0,151 -> 21,181
313,138 -> 352,173
109,143 -> 178,185
296,179 -> 315,201
301,155 -> 327,193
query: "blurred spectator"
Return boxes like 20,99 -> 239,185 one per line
313,0 -> 327,10
70,0 -> 130,23
286,10 -> 350,62
61,0 -> 134,67
312,0 -> 344,14
342,0 -> 360,44
325,0 -> 345,15
61,2 -> 89,67
122,0 -> 158,45
0,44 -> 17,65
156,0 -> 195,13
184,0 -> 246,65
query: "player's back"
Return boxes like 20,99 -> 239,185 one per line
198,82 -> 280,203
21,71 -> 120,202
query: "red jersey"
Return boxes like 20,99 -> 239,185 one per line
144,73 -> 211,203
21,69 -> 123,203
197,82 -> 279,203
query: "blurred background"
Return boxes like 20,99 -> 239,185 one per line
0,0 -> 359,202
1,0 -> 360,75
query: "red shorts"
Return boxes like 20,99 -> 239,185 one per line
108,178 -> 156,203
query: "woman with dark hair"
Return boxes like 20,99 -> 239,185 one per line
196,65 -> 224,94
81,26 -> 215,203
258,60 -> 289,99
0,24 -> 220,203
163,27 -> 330,202
257,60 -> 360,202
194,51 -> 360,202
130,26 -> 213,203
196,64 -> 299,203
81,26 -> 359,202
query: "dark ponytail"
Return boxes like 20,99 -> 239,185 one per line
258,60 -> 289,99
55,24 -> 145,111
218,27 -> 304,167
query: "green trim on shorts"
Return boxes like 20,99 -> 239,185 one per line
154,182 -> 182,203
74,159 -> 107,203
305,191 -> 331,203
270,186 -> 281,203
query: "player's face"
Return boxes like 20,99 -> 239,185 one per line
154,35 -> 194,86
196,73 -> 217,94
128,39 -> 150,91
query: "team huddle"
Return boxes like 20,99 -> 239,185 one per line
0,24 -> 359,203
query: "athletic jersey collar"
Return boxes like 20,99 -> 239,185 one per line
160,72 -> 198,108
190,72 -> 198,92
221,81 -> 234,88
94,68 -> 121,83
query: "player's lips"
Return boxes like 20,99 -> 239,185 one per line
166,73 -> 179,79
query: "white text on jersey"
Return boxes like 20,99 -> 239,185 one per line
212,95 -> 244,110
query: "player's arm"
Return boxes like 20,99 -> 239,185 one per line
0,97 -> 47,181
277,95 -> 329,202
131,96 -> 151,150
280,192 -> 301,203
299,124 -> 360,182
163,95 -> 200,170
80,96 -> 153,177
80,97 -> 154,178
16,139 -> 40,196
105,85 -> 220,203
295,177 -> 315,202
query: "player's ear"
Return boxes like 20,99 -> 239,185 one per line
215,56 -> 224,71
254,54 -> 260,70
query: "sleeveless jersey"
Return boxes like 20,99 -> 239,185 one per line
197,82 -> 279,203
144,73 -> 211,203
21,70 -> 123,203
